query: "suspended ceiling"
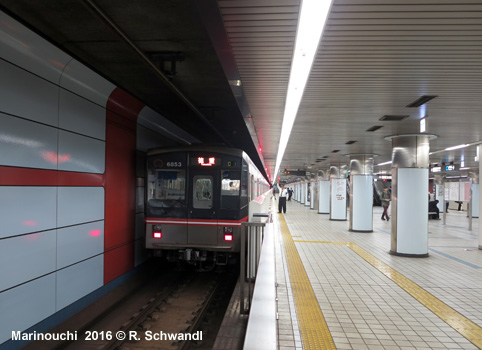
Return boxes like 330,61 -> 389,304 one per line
2,0 -> 482,182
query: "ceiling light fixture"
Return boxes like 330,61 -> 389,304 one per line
273,0 -> 333,178
445,144 -> 469,151
406,95 -> 438,108
376,161 -> 392,166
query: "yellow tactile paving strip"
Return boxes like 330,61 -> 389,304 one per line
292,239 -> 482,349
279,214 -> 336,350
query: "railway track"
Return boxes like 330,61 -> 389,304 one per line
24,263 -> 238,350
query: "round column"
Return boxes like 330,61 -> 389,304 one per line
330,164 -> 347,221
318,170 -> 330,214
478,146 -> 482,249
348,154 -> 377,232
470,172 -> 479,219
310,179 -> 315,209
304,181 -> 310,207
386,133 -> 437,257
434,174 -> 445,213
300,181 -> 305,204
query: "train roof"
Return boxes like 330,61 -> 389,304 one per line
147,145 -> 247,159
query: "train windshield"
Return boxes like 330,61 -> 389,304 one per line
147,169 -> 186,216
193,176 -> 213,209
221,171 -> 240,210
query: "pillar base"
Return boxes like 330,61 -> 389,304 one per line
318,212 -> 329,215
389,250 -> 429,258
349,229 -> 373,233
479,245 -> 482,250
330,218 -> 347,221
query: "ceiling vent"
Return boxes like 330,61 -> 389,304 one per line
366,125 -> 383,132
406,95 -> 438,107
345,140 -> 357,145
332,150 -> 340,153
379,115 -> 409,121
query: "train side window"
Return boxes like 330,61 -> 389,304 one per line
193,176 -> 213,209
250,174 -> 255,200
221,171 -> 240,210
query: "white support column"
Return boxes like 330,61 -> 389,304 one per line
330,165 -> 347,221
472,183 -> 479,218
300,182 -> 305,204
310,180 -> 315,209
386,133 -> 437,257
349,154 -> 376,232
304,182 -> 310,207
479,145 -> 482,249
318,179 -> 330,214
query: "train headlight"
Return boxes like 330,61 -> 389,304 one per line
223,227 -> 233,241
153,225 -> 162,239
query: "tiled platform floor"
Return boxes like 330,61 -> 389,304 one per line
274,199 -> 481,350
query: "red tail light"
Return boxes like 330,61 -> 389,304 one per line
224,234 -> 233,241
153,232 -> 162,239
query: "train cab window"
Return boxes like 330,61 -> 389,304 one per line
193,176 -> 213,209
147,169 -> 185,205
221,171 -> 240,210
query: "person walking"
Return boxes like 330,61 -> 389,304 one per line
272,184 -> 278,199
278,185 -> 289,214
381,187 -> 391,221
288,187 -> 293,201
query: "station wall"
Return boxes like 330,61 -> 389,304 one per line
0,10 -> 189,345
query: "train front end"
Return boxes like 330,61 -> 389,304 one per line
145,148 -> 249,267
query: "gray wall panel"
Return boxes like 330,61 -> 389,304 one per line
56,222 -> 104,269
59,89 -> 106,140
0,113 -> 59,170
0,60 -> 59,127
0,186 -> 57,239
60,59 -> 115,108
57,187 -> 104,228
136,187 -> 144,213
0,274 -> 56,344
0,230 -> 56,292
134,237 -> 148,267
135,212 -> 145,239
56,255 -> 103,311
0,11 -> 70,84
57,130 -> 105,174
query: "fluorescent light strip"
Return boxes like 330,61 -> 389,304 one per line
445,144 -> 469,151
376,161 -> 392,166
273,0 -> 333,179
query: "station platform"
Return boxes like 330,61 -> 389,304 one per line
271,200 -> 482,350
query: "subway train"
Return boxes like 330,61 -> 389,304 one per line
145,146 -> 270,267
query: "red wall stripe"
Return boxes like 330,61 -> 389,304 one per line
103,242 -> 135,285
103,88 -> 144,284
0,166 -> 104,187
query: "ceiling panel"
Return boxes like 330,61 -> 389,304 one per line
218,0 -> 482,180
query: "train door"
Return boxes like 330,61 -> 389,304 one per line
188,169 -> 219,245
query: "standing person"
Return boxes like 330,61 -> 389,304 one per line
381,187 -> 391,221
288,187 -> 293,201
272,184 -> 278,199
278,185 -> 288,214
